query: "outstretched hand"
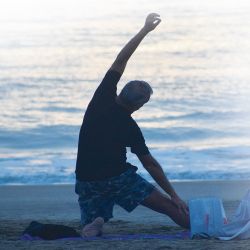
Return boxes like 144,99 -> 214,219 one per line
110,13 -> 161,74
143,13 -> 161,32
171,195 -> 189,215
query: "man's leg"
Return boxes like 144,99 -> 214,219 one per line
141,188 -> 190,229
112,168 -> 189,229
75,180 -> 115,237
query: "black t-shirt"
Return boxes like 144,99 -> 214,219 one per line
75,70 -> 149,181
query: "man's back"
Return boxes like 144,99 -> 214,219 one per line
75,70 -> 149,181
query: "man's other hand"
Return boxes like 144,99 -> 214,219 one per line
143,13 -> 161,33
171,195 -> 189,215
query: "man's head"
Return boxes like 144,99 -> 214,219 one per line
117,80 -> 153,113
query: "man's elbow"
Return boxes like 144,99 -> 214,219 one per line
110,59 -> 126,74
114,54 -> 124,65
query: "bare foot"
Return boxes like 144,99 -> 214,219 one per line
82,217 -> 104,237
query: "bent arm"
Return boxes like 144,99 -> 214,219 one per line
110,13 -> 161,75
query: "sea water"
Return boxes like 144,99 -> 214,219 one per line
0,0 -> 250,184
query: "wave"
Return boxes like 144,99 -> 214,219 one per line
0,173 -> 76,185
40,106 -> 83,113
0,122 -> 244,150
0,125 -> 80,149
138,111 -> 241,123
1,170 -> 250,185
142,170 -> 250,181
1,144 -> 250,185
142,126 -> 239,143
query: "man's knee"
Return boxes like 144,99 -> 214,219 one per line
141,189 -> 172,211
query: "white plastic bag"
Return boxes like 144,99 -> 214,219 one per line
218,189 -> 250,240
232,189 -> 250,222
189,197 -> 228,238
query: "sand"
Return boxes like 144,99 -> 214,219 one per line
0,180 -> 250,249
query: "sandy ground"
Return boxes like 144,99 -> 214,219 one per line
0,180 -> 250,249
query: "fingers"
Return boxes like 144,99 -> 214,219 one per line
154,18 -> 161,23
144,13 -> 161,32
177,204 -> 187,216
173,199 -> 189,215
148,13 -> 160,18
146,13 -> 161,23
183,206 -> 189,215
181,203 -> 189,215
171,196 -> 190,217
153,18 -> 161,26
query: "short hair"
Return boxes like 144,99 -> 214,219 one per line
119,80 -> 153,108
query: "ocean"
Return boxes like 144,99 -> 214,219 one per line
1,0 -> 250,184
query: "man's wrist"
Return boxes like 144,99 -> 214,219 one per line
140,26 -> 150,36
169,191 -> 178,198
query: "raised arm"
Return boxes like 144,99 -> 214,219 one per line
110,13 -> 161,74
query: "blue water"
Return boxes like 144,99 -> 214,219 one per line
1,0 -> 250,184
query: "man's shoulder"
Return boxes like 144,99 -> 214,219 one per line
87,70 -> 121,110
98,70 -> 122,91
103,69 -> 122,81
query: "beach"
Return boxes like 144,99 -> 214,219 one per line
1,1 -> 250,249
1,180 -> 249,249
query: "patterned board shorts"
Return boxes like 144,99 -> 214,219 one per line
75,167 -> 155,225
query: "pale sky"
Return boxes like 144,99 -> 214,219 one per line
0,0 -> 249,22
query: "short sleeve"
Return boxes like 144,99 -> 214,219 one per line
130,121 -> 150,156
92,70 -> 121,104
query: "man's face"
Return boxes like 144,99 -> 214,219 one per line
133,96 -> 150,112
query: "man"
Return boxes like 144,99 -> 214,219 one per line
75,13 -> 190,237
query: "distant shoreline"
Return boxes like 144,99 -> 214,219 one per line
1,178 -> 250,185
0,180 -> 249,204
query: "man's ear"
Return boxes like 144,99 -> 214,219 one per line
134,101 -> 146,111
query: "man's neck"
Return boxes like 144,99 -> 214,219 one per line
115,96 -> 133,114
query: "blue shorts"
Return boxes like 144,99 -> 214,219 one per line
75,168 -> 155,225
